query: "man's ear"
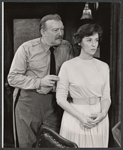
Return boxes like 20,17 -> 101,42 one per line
41,29 -> 46,36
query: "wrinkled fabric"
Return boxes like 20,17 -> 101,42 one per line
16,90 -> 62,147
8,38 -> 74,147
60,103 -> 109,148
56,57 -> 111,147
8,38 -> 73,93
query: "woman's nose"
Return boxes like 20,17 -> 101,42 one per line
92,41 -> 96,46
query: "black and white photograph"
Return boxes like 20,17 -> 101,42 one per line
3,1 -> 121,148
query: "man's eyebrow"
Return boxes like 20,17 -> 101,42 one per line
52,27 -> 64,30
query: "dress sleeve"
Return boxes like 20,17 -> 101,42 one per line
56,63 -> 69,104
102,65 -> 111,102
8,44 -> 41,90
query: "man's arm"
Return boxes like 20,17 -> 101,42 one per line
8,44 -> 59,91
36,40 -> 74,94
8,44 -> 41,90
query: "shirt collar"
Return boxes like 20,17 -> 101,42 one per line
40,37 -> 58,53
40,37 -> 50,53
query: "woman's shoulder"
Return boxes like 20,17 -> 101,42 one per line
63,57 -> 77,64
61,57 -> 77,68
94,58 -> 109,69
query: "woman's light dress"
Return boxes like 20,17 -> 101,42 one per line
56,57 -> 111,148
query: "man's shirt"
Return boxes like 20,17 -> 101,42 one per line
8,37 -> 74,95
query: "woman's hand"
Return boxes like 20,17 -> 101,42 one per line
79,115 -> 97,129
90,112 -> 107,124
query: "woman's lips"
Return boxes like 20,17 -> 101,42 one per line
91,49 -> 96,50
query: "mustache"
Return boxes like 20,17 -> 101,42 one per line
55,36 -> 63,40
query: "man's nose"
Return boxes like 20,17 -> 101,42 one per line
58,29 -> 63,36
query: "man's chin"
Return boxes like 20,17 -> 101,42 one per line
54,39 -> 63,45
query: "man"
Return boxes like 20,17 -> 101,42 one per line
8,14 -> 74,148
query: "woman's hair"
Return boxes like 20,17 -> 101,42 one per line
73,23 -> 103,45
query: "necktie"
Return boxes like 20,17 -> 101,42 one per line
50,47 -> 56,75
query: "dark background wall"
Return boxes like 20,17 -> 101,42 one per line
4,2 -> 115,147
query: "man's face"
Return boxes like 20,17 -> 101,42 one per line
43,20 -> 64,46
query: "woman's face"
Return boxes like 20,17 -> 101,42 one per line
80,33 -> 99,56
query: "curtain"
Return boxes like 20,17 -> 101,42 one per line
109,2 -> 121,128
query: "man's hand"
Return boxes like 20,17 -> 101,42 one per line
41,75 -> 60,87
36,86 -> 53,94
36,84 -> 56,95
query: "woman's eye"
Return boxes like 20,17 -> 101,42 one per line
87,39 -> 91,42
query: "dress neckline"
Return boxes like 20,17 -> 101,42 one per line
77,56 -> 94,61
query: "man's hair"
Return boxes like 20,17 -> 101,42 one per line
73,23 -> 103,45
39,14 -> 61,31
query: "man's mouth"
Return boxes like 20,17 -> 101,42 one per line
56,37 -> 63,40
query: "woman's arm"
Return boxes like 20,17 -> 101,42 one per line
91,65 -> 111,122
100,65 -> 111,116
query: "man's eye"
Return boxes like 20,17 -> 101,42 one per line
53,29 -> 58,32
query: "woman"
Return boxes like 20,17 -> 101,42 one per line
56,23 -> 111,148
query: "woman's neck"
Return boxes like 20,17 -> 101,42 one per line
79,50 -> 93,60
